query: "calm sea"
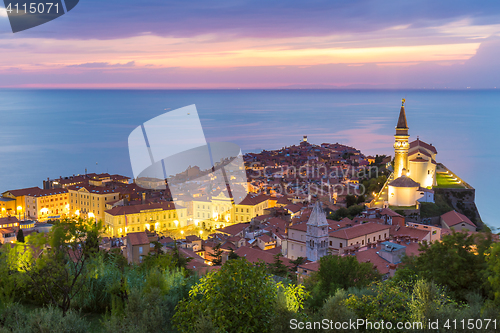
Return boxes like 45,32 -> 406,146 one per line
0,89 -> 498,229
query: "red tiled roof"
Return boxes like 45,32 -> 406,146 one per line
216,223 -> 250,236
0,227 -> 16,234
410,139 -> 437,154
389,175 -> 420,188
329,222 -> 390,240
409,148 -> 432,158
380,208 -> 403,218
288,222 -> 308,232
185,235 -> 201,243
257,234 -> 274,243
238,194 -> 270,206
235,246 -> 293,267
298,261 -> 320,272
390,225 -> 430,241
105,202 -> 178,216
33,188 -> 68,197
441,210 -> 476,228
0,216 -> 19,225
284,203 -> 302,214
127,232 -> 149,246
159,236 -> 175,244
354,248 -> 390,275
68,184 -> 119,194
352,217 -> 385,224
264,246 -> 282,255
277,196 -> 291,205
4,187 -> 42,197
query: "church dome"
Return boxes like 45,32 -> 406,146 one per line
388,175 -> 420,188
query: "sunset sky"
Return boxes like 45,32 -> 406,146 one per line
2,0 -> 500,88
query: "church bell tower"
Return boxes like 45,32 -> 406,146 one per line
394,99 -> 409,178
306,201 -> 329,262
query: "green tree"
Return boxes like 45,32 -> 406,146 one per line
409,279 -> 454,326
328,204 -> 365,220
268,253 -> 289,278
414,231 -> 492,301
16,229 -> 24,243
173,258 -> 280,332
228,248 -> 239,260
210,243 -> 223,266
345,195 -> 357,208
6,218 -> 103,316
486,241 -> 500,306
172,241 -> 192,271
344,279 -> 413,325
307,255 -> 381,309
289,256 -> 305,275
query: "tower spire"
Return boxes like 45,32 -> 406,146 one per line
396,98 -> 408,129
393,99 -> 410,178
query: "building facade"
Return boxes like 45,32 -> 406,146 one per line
305,202 -> 329,262
104,202 -> 187,237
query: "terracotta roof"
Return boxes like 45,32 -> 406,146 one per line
390,225 -> 430,241
258,234 -> 274,243
441,210 -> 476,228
264,246 -> 282,255
185,235 -> 201,243
409,138 -> 437,154
33,188 -> 68,197
329,222 -> 390,240
216,223 -> 250,236
159,237 -> 175,244
105,202 -> 178,216
352,217 -> 385,224
238,194 -> 270,206
0,216 -> 19,225
339,217 -> 352,224
0,228 -> 16,234
409,158 -> 428,163
277,196 -> 291,205
380,208 -> 403,218
127,232 -> 149,246
265,217 -> 287,231
220,242 -> 236,251
389,175 -> 420,188
354,248 -> 391,275
68,184 -> 119,194
284,203 -> 302,214
235,246 -> 293,267
4,187 -> 42,197
298,261 -> 319,272
409,148 -> 432,158
288,222 -> 308,232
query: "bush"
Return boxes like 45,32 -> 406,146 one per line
0,303 -> 89,333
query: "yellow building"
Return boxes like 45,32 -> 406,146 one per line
408,138 -> 437,188
388,99 -> 438,207
393,99 -> 409,178
0,197 -> 16,218
104,202 -> 187,237
192,197 -> 212,228
68,185 -> 120,222
211,191 -> 234,227
30,188 -> 69,221
190,191 -> 273,229
2,187 -> 41,219
234,194 -> 272,223
2,187 -> 69,220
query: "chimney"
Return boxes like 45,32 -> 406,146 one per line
389,264 -> 397,277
